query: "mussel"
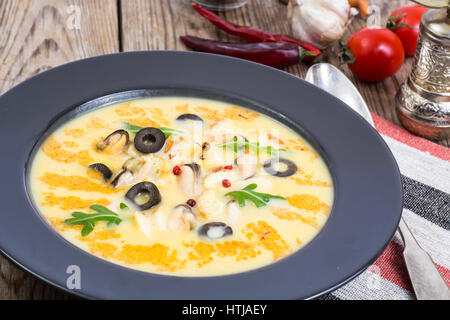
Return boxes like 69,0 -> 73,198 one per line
123,157 -> 145,173
125,181 -> 161,210
110,157 -> 146,188
110,170 -> 133,188
134,127 -> 166,154
168,204 -> 196,232
88,163 -> 113,181
263,158 -> 297,177
200,142 -> 210,160
198,222 -> 233,240
236,154 -> 257,179
96,129 -> 129,154
227,200 -> 242,225
232,135 -> 248,150
177,163 -> 202,197
176,113 -> 203,122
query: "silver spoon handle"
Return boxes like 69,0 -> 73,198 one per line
305,63 -> 450,300
398,217 -> 450,300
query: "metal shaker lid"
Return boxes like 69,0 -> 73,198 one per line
421,8 -> 450,40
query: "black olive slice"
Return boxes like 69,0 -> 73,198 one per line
88,163 -> 113,181
125,182 -> 161,210
176,113 -> 203,122
263,158 -> 298,177
96,129 -> 129,153
198,222 -> 233,240
134,127 -> 166,154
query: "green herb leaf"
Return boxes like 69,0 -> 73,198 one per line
225,183 -> 285,208
158,127 -> 185,138
122,122 -> 183,138
122,122 -> 142,134
120,202 -> 129,210
217,137 -> 287,156
64,205 -> 122,237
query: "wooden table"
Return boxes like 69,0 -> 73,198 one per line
0,0 -> 447,300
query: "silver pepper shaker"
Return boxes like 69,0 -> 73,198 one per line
396,8 -> 449,140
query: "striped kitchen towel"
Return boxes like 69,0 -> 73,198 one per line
321,114 -> 450,300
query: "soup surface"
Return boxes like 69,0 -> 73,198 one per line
29,96 -> 333,276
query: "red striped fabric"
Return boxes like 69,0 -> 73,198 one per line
372,241 -> 450,292
367,114 -> 450,297
373,114 -> 450,161
325,114 -> 449,300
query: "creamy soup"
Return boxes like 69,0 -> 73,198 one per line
29,97 -> 333,276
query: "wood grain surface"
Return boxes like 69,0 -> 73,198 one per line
0,0 -> 447,299
0,0 -> 118,299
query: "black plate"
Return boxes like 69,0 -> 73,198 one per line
0,51 -> 402,299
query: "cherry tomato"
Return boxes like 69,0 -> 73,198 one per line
345,27 -> 405,82
388,5 -> 428,56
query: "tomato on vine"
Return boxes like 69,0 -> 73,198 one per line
387,5 -> 428,56
339,27 -> 405,82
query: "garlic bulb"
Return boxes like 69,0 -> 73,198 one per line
288,0 -> 355,49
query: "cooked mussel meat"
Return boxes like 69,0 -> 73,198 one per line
88,163 -> 113,181
111,170 -> 133,188
198,222 -> 233,240
125,182 -> 161,210
177,163 -> 201,197
96,129 -> 129,154
168,204 -> 196,232
263,158 -> 297,177
110,157 -> 146,188
227,200 -> 242,225
122,157 -> 145,173
236,154 -> 257,179
134,127 -> 166,154
176,113 -> 203,122
228,135 -> 248,150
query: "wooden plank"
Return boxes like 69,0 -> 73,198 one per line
0,0 -> 447,301
120,0 -> 448,147
0,0 -> 119,93
0,0 -> 119,299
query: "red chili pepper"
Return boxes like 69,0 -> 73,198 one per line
192,3 -> 322,58
224,165 -> 233,170
181,36 -> 312,68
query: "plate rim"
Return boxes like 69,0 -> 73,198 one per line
0,51 -> 403,299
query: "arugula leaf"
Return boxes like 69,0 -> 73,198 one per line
64,205 -> 122,237
225,183 -> 285,208
122,122 -> 142,134
158,127 -> 185,138
217,137 -> 287,156
122,122 -> 184,138
120,202 -> 129,210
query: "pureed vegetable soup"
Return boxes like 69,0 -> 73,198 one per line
29,97 -> 333,276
